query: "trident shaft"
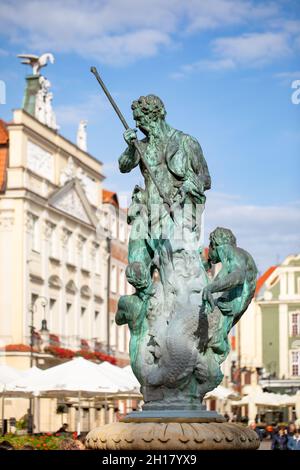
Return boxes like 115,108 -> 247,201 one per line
90,66 -> 174,218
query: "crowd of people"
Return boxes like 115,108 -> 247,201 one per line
270,423 -> 300,451
250,421 -> 300,450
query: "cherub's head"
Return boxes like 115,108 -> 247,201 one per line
131,95 -> 166,135
208,227 -> 237,263
126,261 -> 151,290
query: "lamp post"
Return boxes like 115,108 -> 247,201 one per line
28,296 -> 48,433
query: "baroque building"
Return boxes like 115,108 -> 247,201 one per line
226,254 -> 300,396
102,190 -> 132,365
0,57 -> 131,370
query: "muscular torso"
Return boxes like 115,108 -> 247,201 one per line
139,132 -> 181,207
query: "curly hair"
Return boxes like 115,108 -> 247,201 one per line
126,261 -> 151,289
210,227 -> 237,247
131,95 -> 166,120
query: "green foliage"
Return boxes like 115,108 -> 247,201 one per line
15,419 -> 27,430
0,433 -> 68,450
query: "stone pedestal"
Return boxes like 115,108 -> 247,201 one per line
85,414 -> 260,450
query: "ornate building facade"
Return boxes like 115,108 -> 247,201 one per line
0,61 -> 131,370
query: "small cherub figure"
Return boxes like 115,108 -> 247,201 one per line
202,227 -> 258,327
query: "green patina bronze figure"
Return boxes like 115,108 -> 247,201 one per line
114,94 -> 257,411
90,68 -> 257,414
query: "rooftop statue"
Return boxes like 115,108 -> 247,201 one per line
18,52 -> 57,130
17,53 -> 55,76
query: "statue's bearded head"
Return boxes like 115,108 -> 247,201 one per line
132,95 -> 166,135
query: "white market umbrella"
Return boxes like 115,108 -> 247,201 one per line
5,366 -> 45,397
205,385 -> 239,401
33,357 -> 121,398
234,391 -> 297,408
98,362 -> 140,393
0,364 -> 23,433
5,358 -> 126,435
0,364 -> 22,391
35,357 -> 126,435
122,365 -> 141,390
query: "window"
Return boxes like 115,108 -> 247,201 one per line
291,351 -> 300,376
82,238 -> 88,269
49,224 -> 57,257
111,265 -> 117,293
49,298 -> 57,332
66,231 -> 74,264
112,217 -> 117,239
31,293 -> 38,306
94,243 -> 100,274
66,303 -> 72,314
119,268 -> 126,295
291,312 -> 300,336
119,223 -> 125,243
32,215 -> 40,252
94,311 -> 100,337
80,306 -> 88,339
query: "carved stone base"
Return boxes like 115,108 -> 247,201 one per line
85,421 -> 260,450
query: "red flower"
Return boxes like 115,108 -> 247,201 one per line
1,343 -> 38,352
44,346 -> 75,359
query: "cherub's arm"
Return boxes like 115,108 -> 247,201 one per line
209,267 -> 245,294
203,249 -> 246,310
115,309 -> 127,326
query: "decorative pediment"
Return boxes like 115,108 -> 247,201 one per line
66,280 -> 77,294
48,178 -> 98,227
48,275 -> 62,289
81,285 -> 92,298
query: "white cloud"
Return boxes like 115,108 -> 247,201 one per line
171,29 -> 295,78
185,0 -> 278,32
55,93 -> 109,126
0,0 -> 177,65
0,0 -> 283,66
212,32 -> 291,67
170,58 -> 235,78
205,191 -> 300,273
275,70 -> 300,85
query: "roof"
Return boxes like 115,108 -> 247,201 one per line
0,119 -> 9,193
102,189 -> 119,208
255,266 -> 277,297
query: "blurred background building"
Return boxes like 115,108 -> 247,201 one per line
0,54 -> 132,372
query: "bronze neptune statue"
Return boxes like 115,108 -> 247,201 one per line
90,66 -> 257,420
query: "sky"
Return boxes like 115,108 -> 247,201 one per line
0,0 -> 299,273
